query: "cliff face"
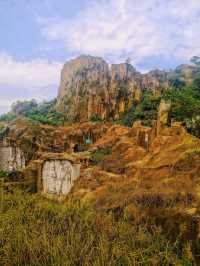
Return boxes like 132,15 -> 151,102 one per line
57,55 -> 109,121
57,55 -> 162,121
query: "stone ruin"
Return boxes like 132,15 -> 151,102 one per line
156,99 -> 171,135
42,159 -> 80,195
132,99 -> 172,150
0,99 -> 180,197
0,122 -> 108,196
0,137 -> 26,172
24,153 -> 81,197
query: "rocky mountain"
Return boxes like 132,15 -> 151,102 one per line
56,55 -> 165,122
1,56 -> 200,263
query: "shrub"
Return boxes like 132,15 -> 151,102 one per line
26,110 -> 65,126
122,91 -> 161,127
1,98 -> 65,127
163,84 -> 200,136
90,114 -> 102,122
0,113 -> 17,122
0,170 -> 9,179
90,148 -> 112,164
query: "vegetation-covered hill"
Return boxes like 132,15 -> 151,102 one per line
1,56 -> 200,265
1,56 -> 200,137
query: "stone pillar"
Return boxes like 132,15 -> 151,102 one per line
156,99 -> 171,135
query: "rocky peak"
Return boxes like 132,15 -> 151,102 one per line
57,55 -> 164,122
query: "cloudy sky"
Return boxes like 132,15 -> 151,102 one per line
0,0 -> 200,114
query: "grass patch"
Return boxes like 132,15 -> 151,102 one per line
0,188 -> 197,265
90,148 -> 112,165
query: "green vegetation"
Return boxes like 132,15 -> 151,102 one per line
121,76 -> 200,137
163,77 -> 200,136
0,113 -> 17,122
26,110 -> 65,126
0,99 -> 65,126
90,114 -> 102,122
91,148 -> 112,164
0,170 -> 9,179
0,188 -> 196,266
122,91 -> 161,127
11,99 -> 38,115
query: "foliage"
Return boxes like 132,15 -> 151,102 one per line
168,77 -> 186,89
121,76 -> 200,137
1,99 -> 65,126
26,110 -> 65,126
122,91 -> 161,127
0,170 -> 9,179
0,125 -> 7,139
11,99 -> 38,115
163,81 -> 200,136
91,148 -> 112,164
90,114 -> 102,122
0,188 -> 196,266
0,113 -> 17,122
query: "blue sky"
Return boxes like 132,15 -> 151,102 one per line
0,0 -> 200,114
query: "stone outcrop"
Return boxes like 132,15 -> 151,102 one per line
0,120 -> 109,159
0,132 -> 26,171
156,99 -> 171,135
130,100 -> 172,150
57,55 -> 110,121
0,145 -> 26,172
57,55 -> 163,122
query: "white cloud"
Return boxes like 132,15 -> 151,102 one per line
0,52 -> 62,90
0,52 -> 62,114
39,0 -> 200,64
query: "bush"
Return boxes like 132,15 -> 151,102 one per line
122,92 -> 161,127
122,81 -> 200,138
26,110 -> 65,126
163,84 -> 200,136
11,99 -> 38,116
1,99 -> 65,127
90,114 -> 102,122
0,170 -> 9,179
0,113 -> 17,122
90,148 -> 112,164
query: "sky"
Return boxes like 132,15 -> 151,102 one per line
0,0 -> 200,114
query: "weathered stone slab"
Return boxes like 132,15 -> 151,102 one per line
42,160 -> 80,195
0,146 -> 26,171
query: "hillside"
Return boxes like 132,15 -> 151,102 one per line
1,56 -> 200,265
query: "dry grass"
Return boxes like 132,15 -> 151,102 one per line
0,188 -> 198,266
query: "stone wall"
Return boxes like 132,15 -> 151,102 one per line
42,160 -> 80,196
0,146 -> 26,171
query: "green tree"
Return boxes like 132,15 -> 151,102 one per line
122,91 -> 161,127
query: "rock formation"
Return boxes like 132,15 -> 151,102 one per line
0,145 -> 25,172
57,55 -> 163,121
42,160 -> 80,196
156,99 -> 171,135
